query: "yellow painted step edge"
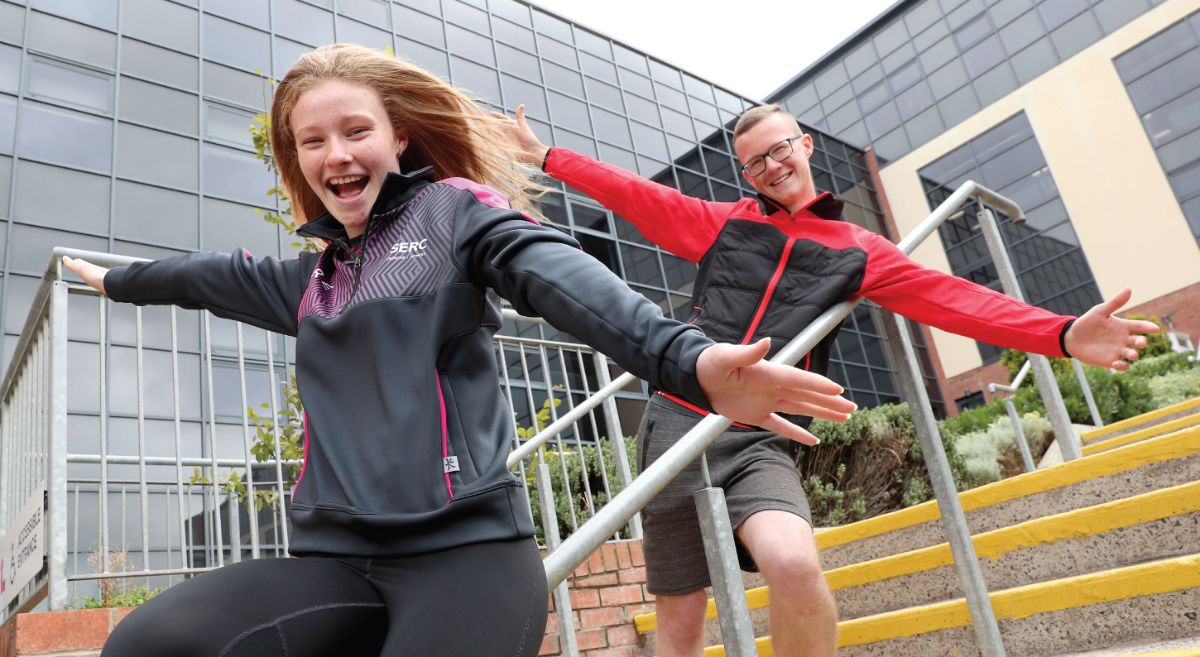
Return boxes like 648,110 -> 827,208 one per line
700,553 -> 1200,657
1082,396 -> 1200,442
705,640 -> 1200,657
634,478 -> 1200,633
815,424 -> 1200,551
1082,414 -> 1200,455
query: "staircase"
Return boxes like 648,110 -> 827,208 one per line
633,397 -> 1200,656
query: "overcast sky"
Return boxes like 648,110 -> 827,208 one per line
528,0 -> 900,100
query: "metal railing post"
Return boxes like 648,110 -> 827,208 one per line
46,281 -> 69,610
1003,398 -> 1036,472
694,483 -> 755,657
976,208 -> 1081,461
1071,359 -> 1104,427
535,462 -> 579,657
591,351 -> 641,539
877,309 -> 1006,657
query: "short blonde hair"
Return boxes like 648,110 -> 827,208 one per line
732,104 -> 803,141
270,44 -> 544,224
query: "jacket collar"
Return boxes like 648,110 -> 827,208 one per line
756,190 -> 845,221
296,166 -> 438,241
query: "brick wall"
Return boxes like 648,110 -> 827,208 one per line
0,607 -> 133,657
540,539 -> 651,657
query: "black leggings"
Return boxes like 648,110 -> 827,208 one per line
102,537 -> 547,657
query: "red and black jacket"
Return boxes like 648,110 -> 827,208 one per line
544,147 -> 1075,422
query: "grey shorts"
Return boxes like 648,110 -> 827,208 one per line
635,395 -> 813,596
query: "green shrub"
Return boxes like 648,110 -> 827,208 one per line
803,403 -> 973,527
1129,351 -> 1195,379
524,432 -> 639,545
1148,369 -> 1200,408
955,414 -> 1051,485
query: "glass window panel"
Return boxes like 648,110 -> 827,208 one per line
889,61 -> 923,94
820,84 -> 854,114
275,0 -> 334,46
13,160 -> 109,233
0,44 -> 17,95
881,42 -> 916,76
28,10 -> 116,70
570,202 -> 609,234
617,242 -> 661,286
988,0 -> 1034,28
0,3 -> 24,45
9,224 -> 107,274
393,4 -> 444,48
1159,127 -> 1200,173
532,10 -> 572,42
999,8 -> 1045,54
954,14 -> 992,49
973,61 -> 1017,106
548,91 -> 590,134
905,0 -> 943,34
814,63 -> 849,97
203,62 -> 270,111
443,0 -> 489,33
660,106 -> 694,140
1037,0 -> 1088,30
395,38 -> 448,80
497,43 -> 541,83
26,57 -> 114,114
648,59 -> 681,88
906,104 -> 945,146
591,106 -> 631,149
928,58 -> 969,98
623,92 -> 660,127
1126,48 -> 1200,114
490,0 -> 530,26
551,126 -> 595,158
946,0 -> 985,29
492,17 -> 533,50
660,252 -> 696,291
447,24 -> 494,67
544,62 -> 584,97
114,180 -> 198,249
336,17 -> 391,51
205,102 -> 256,150
962,34 -> 1005,77
537,38 -> 578,74
1145,87 -> 1200,146
0,156 -> 11,211
630,121 -> 668,161
201,196 -> 278,255
339,0 -> 387,25
1116,21 -> 1193,83
585,77 -> 622,111
122,0 -> 198,55
30,0 -> 117,30
19,102 -> 112,172
205,0 -> 268,30
203,15 -> 269,73
0,94 -> 12,155
449,57 -> 500,106
683,73 -> 714,103
580,51 -> 617,85
912,15 -> 950,52
617,68 -> 652,99
574,232 -> 617,274
827,101 -> 862,134
500,74 -> 547,119
872,18 -> 909,56
851,64 -> 884,94
574,28 -> 611,58
655,82 -> 688,114
613,43 -> 648,75
1094,0 -> 1151,34
120,39 -> 198,92
272,38 -> 312,81
1181,194 -> 1200,239
116,124 -> 197,189
1050,9 -> 1102,60
919,35 -> 959,73
120,78 -> 197,136
865,100 -> 901,139
1011,35 -> 1058,84
844,41 -> 878,77
596,143 -> 637,174
202,144 -> 273,206
873,125 -> 911,160
859,80 -> 891,112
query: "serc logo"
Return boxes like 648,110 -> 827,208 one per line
388,238 -> 429,261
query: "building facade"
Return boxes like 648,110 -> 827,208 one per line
771,0 -> 1200,406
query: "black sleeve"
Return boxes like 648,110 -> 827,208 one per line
103,250 -> 320,337
451,190 -> 714,410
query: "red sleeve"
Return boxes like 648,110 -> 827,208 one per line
856,229 -> 1073,358
544,147 -> 747,263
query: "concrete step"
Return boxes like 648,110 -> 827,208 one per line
818,424 -> 1200,570
1053,637 -> 1200,657
1081,397 -> 1200,445
704,553 -> 1200,657
1082,412 -> 1200,456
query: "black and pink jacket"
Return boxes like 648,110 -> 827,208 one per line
104,167 -> 715,557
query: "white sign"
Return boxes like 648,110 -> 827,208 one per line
0,485 -> 45,610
